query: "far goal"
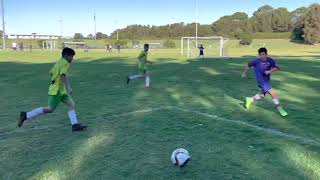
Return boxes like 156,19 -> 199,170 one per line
180,36 -> 226,58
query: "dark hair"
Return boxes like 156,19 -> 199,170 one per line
258,47 -> 268,54
144,44 -> 149,48
62,47 -> 75,57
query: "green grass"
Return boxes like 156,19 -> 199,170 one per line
0,43 -> 320,179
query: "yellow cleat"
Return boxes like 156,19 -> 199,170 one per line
278,107 -> 288,117
245,97 -> 253,109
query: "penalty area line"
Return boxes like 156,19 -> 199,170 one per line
109,106 -> 320,146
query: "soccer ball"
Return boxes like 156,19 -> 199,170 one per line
171,148 -> 191,167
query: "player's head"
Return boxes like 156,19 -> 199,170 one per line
200,44 -> 203,47
62,47 -> 76,62
258,47 -> 268,61
144,44 -> 149,52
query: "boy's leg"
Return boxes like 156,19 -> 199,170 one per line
145,71 -> 150,88
245,92 -> 265,109
63,95 -> 87,131
246,82 -> 271,109
127,68 -> 146,84
127,74 -> 145,84
268,89 -> 288,117
18,96 -> 58,127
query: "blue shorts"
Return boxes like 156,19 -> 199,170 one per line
258,82 -> 272,94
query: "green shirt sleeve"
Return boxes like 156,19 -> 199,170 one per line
59,60 -> 70,75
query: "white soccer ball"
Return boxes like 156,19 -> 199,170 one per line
171,148 -> 191,167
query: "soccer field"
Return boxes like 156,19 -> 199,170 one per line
0,46 -> 320,179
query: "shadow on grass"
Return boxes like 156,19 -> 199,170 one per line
0,55 -> 320,179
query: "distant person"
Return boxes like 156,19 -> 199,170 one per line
241,47 -> 288,117
198,44 -> 204,59
127,44 -> 152,88
108,44 -> 112,53
29,44 -> 32,52
19,42 -> 24,51
12,42 -> 17,51
117,44 -> 121,53
105,44 -> 109,52
84,46 -> 89,52
18,47 -> 87,131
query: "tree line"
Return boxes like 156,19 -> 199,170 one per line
72,3 -> 320,44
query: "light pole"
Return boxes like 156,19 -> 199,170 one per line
114,20 -> 119,40
1,0 -> 6,50
94,12 -> 96,40
58,16 -> 63,38
195,0 -> 199,48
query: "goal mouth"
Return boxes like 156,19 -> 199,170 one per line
181,36 -> 228,58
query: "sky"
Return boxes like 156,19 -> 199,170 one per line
4,0 -> 318,37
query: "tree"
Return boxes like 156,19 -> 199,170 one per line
271,8 -> 291,32
291,12 -> 306,41
87,34 -> 94,39
239,32 -> 253,45
303,4 -> 320,44
212,12 -> 251,37
251,5 -> 274,32
74,33 -> 83,39
95,32 -> 108,39
292,7 -> 308,15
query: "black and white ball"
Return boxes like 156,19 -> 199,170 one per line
171,148 -> 191,167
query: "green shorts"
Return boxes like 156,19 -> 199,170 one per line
139,66 -> 148,74
48,94 -> 71,110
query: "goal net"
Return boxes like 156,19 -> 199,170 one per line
180,36 -> 226,58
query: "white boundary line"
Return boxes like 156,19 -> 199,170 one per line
107,106 -> 320,146
2,106 -> 320,147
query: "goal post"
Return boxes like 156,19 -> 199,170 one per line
181,36 -> 226,58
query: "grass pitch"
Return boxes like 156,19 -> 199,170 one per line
0,44 -> 320,179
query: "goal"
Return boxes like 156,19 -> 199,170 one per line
180,36 -> 226,58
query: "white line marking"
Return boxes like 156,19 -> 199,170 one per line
165,106 -> 320,146
106,106 -> 320,146
2,106 -> 319,147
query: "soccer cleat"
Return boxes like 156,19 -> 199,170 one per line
18,112 -> 27,128
126,76 -> 130,84
245,97 -> 253,109
72,123 -> 87,132
277,107 -> 288,117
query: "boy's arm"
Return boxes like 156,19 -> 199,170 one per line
242,60 -> 256,78
60,74 -> 72,95
265,60 -> 280,75
264,67 -> 279,75
241,65 -> 250,78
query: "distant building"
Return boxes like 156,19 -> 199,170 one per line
8,34 -> 62,40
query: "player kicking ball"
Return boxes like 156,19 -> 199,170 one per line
127,44 -> 152,88
18,47 -> 87,131
241,47 -> 288,117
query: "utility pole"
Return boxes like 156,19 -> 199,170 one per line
114,20 -> 119,40
1,0 -> 6,50
94,12 -> 96,40
58,17 -> 63,38
195,0 -> 199,48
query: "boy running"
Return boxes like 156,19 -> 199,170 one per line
241,47 -> 288,117
127,44 -> 152,88
18,47 -> 87,131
